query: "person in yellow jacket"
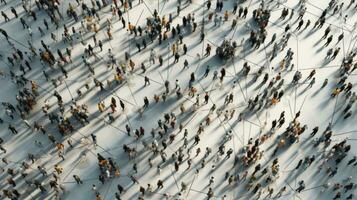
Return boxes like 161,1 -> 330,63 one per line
114,73 -> 124,83
93,23 -> 99,33
129,59 -> 135,71
120,62 -> 127,72
54,164 -> 63,174
124,0 -> 129,11
224,11 -> 229,21
331,88 -> 341,97
172,43 -> 177,55
68,3 -> 74,13
154,94 -> 160,102
56,142 -> 64,151
271,97 -> 279,105
107,27 -> 113,40
128,22 -> 134,34
98,101 -> 105,112
31,80 -> 38,89
31,80 -> 39,96
115,168 -> 120,177
279,58 -> 286,70
162,15 -> 166,26
96,193 -> 102,200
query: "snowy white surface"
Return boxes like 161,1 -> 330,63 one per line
0,0 -> 356,199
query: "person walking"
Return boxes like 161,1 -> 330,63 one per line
91,133 -> 97,146
73,175 -> 83,184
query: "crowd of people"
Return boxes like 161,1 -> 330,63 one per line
0,0 -> 356,199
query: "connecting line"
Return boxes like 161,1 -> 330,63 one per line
283,178 -> 302,200
188,188 -> 211,195
111,110 -> 197,149
231,56 -> 239,77
332,130 -> 357,137
63,80 -> 74,100
141,0 -> 154,16
190,46 -> 245,177
61,177 -> 99,184
298,65 -> 341,71
12,118 -> 138,196
103,177 -> 115,199
159,0 -> 167,15
0,155 -> 37,170
263,145 -> 301,200
156,70 -> 196,105
2,106 -> 99,183
112,90 -> 137,107
0,1 -> 22,12
156,70 -> 166,86
232,60 -> 263,128
330,94 -> 339,125
122,105 -> 142,165
57,0 -> 63,43
61,152 -> 92,183
199,42 -> 261,154
244,73 -> 249,100
166,45 -> 171,81
277,0 -> 352,32
156,0 -> 159,12
283,151 -> 300,171
95,8 -> 140,109
59,77 -> 119,158
294,83 -> 297,115
345,30 -> 357,54
254,153 -> 283,198
4,34 -> 31,51
185,172 -> 197,198
51,130 -> 105,185
242,120 -> 245,145
248,123 -> 252,142
262,41 -> 272,74
305,0 -> 354,29
300,185 -> 324,192
126,7 -> 133,55
131,8 -> 145,47
170,167 -> 181,193
229,14 -> 241,42
341,29 -> 346,59
93,114 -> 127,135
228,0 -> 255,45
235,75 -> 248,101
36,84 -> 59,102
295,33 -> 299,70
298,87 -> 314,112
131,70 -> 164,85
229,119 -> 239,171
135,8 -> 145,26
188,186 -> 249,199
126,80 -> 139,106
193,64 -> 245,147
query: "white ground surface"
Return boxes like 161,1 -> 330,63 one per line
0,0 -> 356,199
